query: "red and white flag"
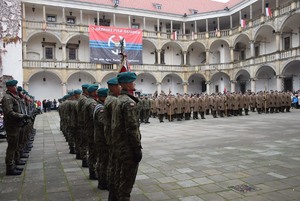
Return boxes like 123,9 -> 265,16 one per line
172,31 -> 177,40
119,55 -> 131,73
240,19 -> 246,28
265,5 -> 272,17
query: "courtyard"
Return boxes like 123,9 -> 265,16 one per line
0,110 -> 300,201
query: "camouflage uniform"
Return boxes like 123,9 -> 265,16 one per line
112,90 -> 142,201
84,96 -> 98,179
142,96 -> 151,123
94,100 -> 109,189
2,90 -> 27,174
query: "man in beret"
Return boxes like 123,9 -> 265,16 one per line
2,80 -> 31,175
104,77 -> 121,200
77,84 -> 90,167
94,88 -> 109,190
112,72 -> 142,200
84,84 -> 99,180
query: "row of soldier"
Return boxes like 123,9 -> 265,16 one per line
140,90 -> 292,122
1,80 -> 37,176
58,72 -> 142,201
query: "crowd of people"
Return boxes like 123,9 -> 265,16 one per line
1,80 -> 37,176
58,72 -> 142,201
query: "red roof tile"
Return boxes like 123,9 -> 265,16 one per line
76,0 -> 244,15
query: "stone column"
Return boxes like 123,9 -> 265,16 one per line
43,6 -> 46,21
206,82 -> 210,94
194,20 -> 197,33
143,17 -> 146,29
62,44 -> 67,61
262,0 -> 265,15
250,41 -> 255,58
276,32 -> 281,51
183,22 -> 186,34
156,82 -> 162,95
230,15 -> 233,29
22,3 -> 26,19
80,10 -> 83,24
183,82 -> 188,94
128,15 -> 131,28
206,49 -> 210,64
217,17 -> 220,30
157,18 -> 160,32
23,42 -> 27,60
157,49 -> 161,64
205,19 -> 208,32
62,82 -> 67,95
97,12 -> 100,25
113,13 -> 116,26
230,47 -> 234,62
183,51 -> 187,65
251,78 -> 256,92
230,81 -> 236,93
276,76 -> 282,91
62,8 -> 66,23
170,20 -> 173,33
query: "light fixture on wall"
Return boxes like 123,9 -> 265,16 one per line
103,15 -> 105,19
32,6 -> 35,12
221,44 -> 224,48
132,18 -> 136,23
70,11 -> 72,16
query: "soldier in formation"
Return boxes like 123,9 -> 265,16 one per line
58,71 -> 142,201
2,80 -> 37,176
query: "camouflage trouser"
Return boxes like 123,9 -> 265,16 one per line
108,147 -> 118,200
79,128 -> 88,160
117,159 -> 139,201
88,130 -> 97,169
143,109 -> 150,122
69,126 -> 76,149
5,126 -> 21,167
96,146 -> 109,185
73,126 -> 81,154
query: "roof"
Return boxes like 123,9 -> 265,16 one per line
76,0 -> 244,15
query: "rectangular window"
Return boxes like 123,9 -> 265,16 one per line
66,17 -> 76,24
131,23 -> 139,29
255,46 -> 259,57
68,48 -> 76,60
45,47 -> 53,59
240,50 -> 245,60
47,15 -> 56,22
284,37 -> 290,50
215,85 -> 219,93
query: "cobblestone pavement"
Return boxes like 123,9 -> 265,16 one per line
1,109 -> 300,201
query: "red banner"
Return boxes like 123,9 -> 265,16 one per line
89,25 -> 143,64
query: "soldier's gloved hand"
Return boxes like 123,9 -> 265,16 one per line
23,114 -> 31,120
133,148 -> 143,163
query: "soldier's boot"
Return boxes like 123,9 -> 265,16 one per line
98,181 -> 109,190
6,166 -> 22,176
20,152 -> 29,158
287,106 -> 290,112
245,109 -> 249,115
239,109 -> 243,116
15,159 -> 26,166
82,158 -> 89,168
108,192 -> 118,201
76,152 -> 81,160
220,111 -> 224,117
201,112 -> 205,119
89,168 -> 98,180
69,146 -> 76,154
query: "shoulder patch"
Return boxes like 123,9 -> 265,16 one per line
130,102 -> 135,107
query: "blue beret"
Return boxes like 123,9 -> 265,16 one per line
17,86 -> 23,91
117,72 -> 137,83
82,84 -> 90,89
107,77 -> 119,85
6,79 -> 18,86
87,84 -> 98,93
74,89 -> 82,95
97,88 -> 109,97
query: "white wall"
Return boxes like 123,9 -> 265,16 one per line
135,74 -> 157,94
142,42 -> 155,64
2,42 -> 23,84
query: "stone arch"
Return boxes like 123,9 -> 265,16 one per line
234,69 -> 251,93
26,69 -> 63,83
100,72 -> 118,87
253,24 -> 277,55
209,72 -> 230,93
135,73 -> 157,94
278,13 -> 300,49
66,71 -> 97,91
187,73 -> 207,94
232,33 -> 251,61
253,24 -> 275,40
26,31 -> 62,43
143,40 -> 156,64
65,33 -> 89,44
161,73 -> 184,94
187,42 -> 206,65
28,71 -> 63,101
255,65 -> 277,91
281,60 -> 300,91
208,39 -> 231,64
65,34 -> 90,62
161,42 -> 184,65
278,13 -> 300,32
232,33 -> 251,47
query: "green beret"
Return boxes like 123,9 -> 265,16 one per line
107,77 -> 119,85
87,84 -> 98,93
17,86 -> 23,91
67,90 -> 74,96
97,88 -> 109,97
82,84 -> 90,89
64,94 -> 71,99
74,89 -> 82,94
6,79 -> 18,86
117,72 -> 137,83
